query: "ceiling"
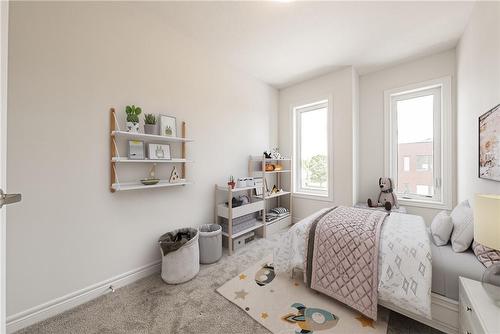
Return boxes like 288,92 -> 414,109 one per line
149,1 -> 475,88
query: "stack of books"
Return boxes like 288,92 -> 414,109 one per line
258,207 -> 290,223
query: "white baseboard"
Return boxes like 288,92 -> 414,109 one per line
6,260 -> 161,333
379,293 -> 459,334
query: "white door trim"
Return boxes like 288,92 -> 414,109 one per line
0,2 -> 9,333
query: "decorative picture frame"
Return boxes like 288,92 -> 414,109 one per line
479,104 -> 500,181
254,177 -> 264,196
160,114 -> 177,137
128,140 -> 144,160
148,143 -> 171,160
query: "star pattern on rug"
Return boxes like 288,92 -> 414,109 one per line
356,315 -> 375,328
260,312 -> 269,319
239,274 -> 247,280
234,289 -> 248,300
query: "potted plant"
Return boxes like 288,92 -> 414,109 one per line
228,176 -> 235,189
144,113 -> 158,135
125,105 -> 142,133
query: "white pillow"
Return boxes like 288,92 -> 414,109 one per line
450,200 -> 474,252
430,210 -> 453,246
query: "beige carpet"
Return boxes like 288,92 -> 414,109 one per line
15,234 -> 442,334
217,255 -> 389,334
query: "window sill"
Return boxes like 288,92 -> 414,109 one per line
397,197 -> 451,210
292,192 -> 333,202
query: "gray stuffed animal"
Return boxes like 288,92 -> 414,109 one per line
367,177 -> 398,211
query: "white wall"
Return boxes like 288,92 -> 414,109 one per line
7,2 -> 277,317
456,2 -> 500,201
358,50 -> 456,224
278,67 -> 357,220
352,68 -> 360,205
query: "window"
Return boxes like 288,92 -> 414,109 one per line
384,77 -> 452,210
403,156 -> 410,172
416,185 -> 432,197
416,155 -> 432,171
293,100 -> 330,198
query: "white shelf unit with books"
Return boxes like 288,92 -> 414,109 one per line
109,108 -> 193,192
249,155 -> 293,235
214,185 -> 265,255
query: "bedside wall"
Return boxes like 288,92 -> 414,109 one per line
456,2 -> 500,202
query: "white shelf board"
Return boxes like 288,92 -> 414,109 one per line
252,170 -> 292,174
249,157 -> 292,161
217,201 -> 264,219
112,157 -> 192,163
112,180 -> 191,191
216,185 -> 263,192
254,191 -> 291,200
265,213 -> 291,226
112,130 -> 193,143
221,222 -> 264,239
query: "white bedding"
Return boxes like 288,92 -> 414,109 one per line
273,208 -> 432,318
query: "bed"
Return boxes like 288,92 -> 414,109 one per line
273,207 -> 486,334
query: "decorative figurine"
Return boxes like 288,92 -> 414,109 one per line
141,163 -> 160,185
169,166 -> 180,183
367,177 -> 399,211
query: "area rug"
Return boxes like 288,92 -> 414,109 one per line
217,255 -> 389,334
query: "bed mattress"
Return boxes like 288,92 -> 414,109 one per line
430,240 -> 485,300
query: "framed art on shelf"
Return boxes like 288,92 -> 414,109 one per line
128,140 -> 144,160
148,143 -> 171,160
160,114 -> 177,137
479,104 -> 500,181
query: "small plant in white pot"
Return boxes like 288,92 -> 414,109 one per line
125,105 -> 142,133
143,113 -> 158,135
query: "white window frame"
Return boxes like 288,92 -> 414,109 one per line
292,97 -> 333,202
403,156 -> 410,172
384,76 -> 453,210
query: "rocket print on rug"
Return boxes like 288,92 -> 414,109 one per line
216,255 -> 389,334
282,303 -> 339,334
255,263 -> 275,286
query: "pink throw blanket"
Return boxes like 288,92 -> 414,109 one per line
305,206 -> 387,320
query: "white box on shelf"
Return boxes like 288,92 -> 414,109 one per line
233,231 -> 255,251
246,177 -> 254,187
237,178 -> 246,188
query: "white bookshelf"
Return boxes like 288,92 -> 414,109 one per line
249,155 -> 293,235
109,108 -> 193,192
214,184 -> 265,256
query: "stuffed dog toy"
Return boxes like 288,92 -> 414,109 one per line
367,177 -> 398,211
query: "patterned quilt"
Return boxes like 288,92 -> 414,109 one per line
274,208 -> 432,319
305,206 -> 387,320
